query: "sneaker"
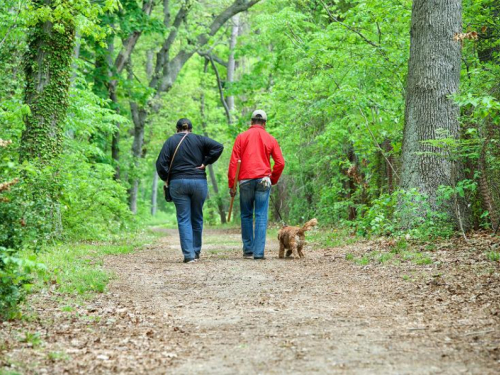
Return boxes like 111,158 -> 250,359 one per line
195,253 -> 200,260
183,259 -> 196,263
243,253 -> 253,259
254,257 -> 266,260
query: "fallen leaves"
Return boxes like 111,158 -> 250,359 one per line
1,229 -> 499,373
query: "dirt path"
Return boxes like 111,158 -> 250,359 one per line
2,228 -> 499,374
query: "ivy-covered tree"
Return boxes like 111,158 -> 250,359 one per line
20,0 -> 117,163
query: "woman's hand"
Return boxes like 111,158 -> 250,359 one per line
196,164 -> 206,170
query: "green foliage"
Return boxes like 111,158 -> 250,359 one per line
0,248 -> 45,320
487,251 -> 500,262
19,331 -> 42,348
356,189 -> 454,239
23,0 -> 119,41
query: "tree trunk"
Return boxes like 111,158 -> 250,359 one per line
146,49 -> 154,79
129,102 -> 147,214
70,29 -> 81,84
478,126 -> 499,230
151,170 -> 159,216
346,146 -> 358,220
401,0 -> 467,227
21,16 -> 75,163
383,138 -> 394,194
227,14 -> 239,113
201,61 -> 227,224
146,49 -> 159,216
110,86 -> 121,180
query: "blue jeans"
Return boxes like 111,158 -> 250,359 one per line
170,179 -> 208,261
239,178 -> 271,258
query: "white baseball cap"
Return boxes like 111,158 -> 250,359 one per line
251,109 -> 267,121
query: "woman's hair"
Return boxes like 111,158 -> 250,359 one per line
176,118 -> 193,131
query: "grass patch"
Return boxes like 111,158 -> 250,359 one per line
0,369 -> 23,375
354,251 -> 395,265
487,251 -> 500,262
308,227 -> 361,248
47,351 -> 70,362
28,230 -> 159,299
401,250 -> 433,265
346,245 -> 434,267
19,331 -> 42,348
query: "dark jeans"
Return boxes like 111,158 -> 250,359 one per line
170,179 -> 208,261
239,178 -> 271,258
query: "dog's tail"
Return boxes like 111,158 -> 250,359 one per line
299,218 -> 317,234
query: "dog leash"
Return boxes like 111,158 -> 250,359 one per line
270,193 -> 287,227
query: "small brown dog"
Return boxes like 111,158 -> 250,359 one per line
277,218 -> 318,259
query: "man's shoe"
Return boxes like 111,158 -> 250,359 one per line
183,259 -> 196,263
254,257 -> 266,260
243,253 -> 253,259
195,253 -> 200,260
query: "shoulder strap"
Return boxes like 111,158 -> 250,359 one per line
166,133 -> 189,186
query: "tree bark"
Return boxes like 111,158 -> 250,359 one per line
129,104 -> 147,214
151,170 -> 159,216
227,14 -> 240,113
208,56 -> 232,125
146,49 -> 159,216
401,0 -> 467,227
110,85 -> 121,180
70,29 -> 81,84
201,60 -> 227,224
478,125 -> 499,230
383,138 -> 394,194
127,58 -> 148,214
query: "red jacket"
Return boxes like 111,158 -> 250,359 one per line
228,125 -> 285,188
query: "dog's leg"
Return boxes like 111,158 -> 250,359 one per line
285,250 -> 292,257
291,236 -> 300,259
279,241 -> 285,259
298,243 -> 305,258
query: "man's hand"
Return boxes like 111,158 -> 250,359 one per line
230,187 -> 237,197
196,164 -> 206,170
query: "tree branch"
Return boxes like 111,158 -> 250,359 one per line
114,0 -> 155,75
198,51 -> 228,68
156,0 -> 262,94
318,0 -> 380,49
208,56 -> 232,125
358,107 -> 400,180
151,1 -> 191,89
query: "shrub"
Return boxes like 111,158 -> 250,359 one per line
0,247 -> 45,320
357,189 -> 454,239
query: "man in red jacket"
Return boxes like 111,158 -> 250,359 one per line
228,110 -> 285,259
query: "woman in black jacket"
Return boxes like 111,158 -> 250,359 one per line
156,118 -> 224,263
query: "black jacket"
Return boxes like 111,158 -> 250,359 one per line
156,132 -> 224,181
